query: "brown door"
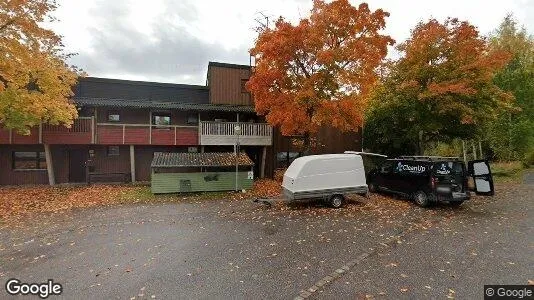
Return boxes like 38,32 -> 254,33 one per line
69,149 -> 88,182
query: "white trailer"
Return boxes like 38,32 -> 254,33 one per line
282,154 -> 368,208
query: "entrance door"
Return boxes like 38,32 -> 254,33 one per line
468,160 -> 494,195
69,149 -> 88,183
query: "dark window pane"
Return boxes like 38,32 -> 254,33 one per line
13,152 -> 46,170
108,113 -> 120,122
153,115 -> 170,126
187,114 -> 198,124
107,146 -> 120,156
15,152 -> 37,159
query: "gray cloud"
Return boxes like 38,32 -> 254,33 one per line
70,0 -> 250,84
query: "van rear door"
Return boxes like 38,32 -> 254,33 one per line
468,160 -> 494,196
432,161 -> 467,198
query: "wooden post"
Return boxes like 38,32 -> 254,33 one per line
122,124 -> 126,144
9,128 -> 12,144
91,116 -> 95,144
260,146 -> 267,178
130,145 -> 135,183
38,122 -> 43,144
94,107 -> 98,143
462,140 -> 467,164
44,144 -> 55,185
149,111 -> 152,144
472,142 -> 477,160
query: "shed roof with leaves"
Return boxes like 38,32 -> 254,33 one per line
151,152 -> 254,168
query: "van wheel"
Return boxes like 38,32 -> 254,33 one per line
329,194 -> 344,208
368,183 -> 377,193
413,191 -> 430,208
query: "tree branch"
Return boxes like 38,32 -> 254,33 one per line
0,18 -> 16,32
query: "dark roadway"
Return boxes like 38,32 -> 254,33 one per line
0,177 -> 532,299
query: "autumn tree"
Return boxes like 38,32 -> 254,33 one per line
485,15 -> 534,161
364,18 -> 513,155
247,0 -> 394,153
0,0 -> 80,134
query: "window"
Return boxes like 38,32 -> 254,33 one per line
276,151 -> 301,168
241,79 -> 248,93
187,114 -> 198,125
381,161 -> 394,174
107,146 -> 120,156
152,113 -> 171,126
12,152 -> 47,170
108,112 -> 120,122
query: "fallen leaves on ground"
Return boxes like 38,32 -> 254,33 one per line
0,179 -> 282,227
0,185 -> 144,226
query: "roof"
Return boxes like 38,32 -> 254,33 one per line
208,61 -> 251,70
344,151 -> 387,158
151,152 -> 254,168
74,77 -> 209,104
74,97 -> 255,113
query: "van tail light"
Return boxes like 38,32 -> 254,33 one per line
431,177 -> 436,189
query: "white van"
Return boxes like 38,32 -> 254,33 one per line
282,154 -> 368,208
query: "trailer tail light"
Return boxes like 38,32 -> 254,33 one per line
431,177 -> 436,189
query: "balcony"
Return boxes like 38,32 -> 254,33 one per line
96,123 -> 198,145
199,121 -> 272,146
42,117 -> 93,144
0,117 -> 94,144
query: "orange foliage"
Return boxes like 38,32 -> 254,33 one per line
247,0 -> 394,141
396,18 -> 514,124
0,0 -> 80,134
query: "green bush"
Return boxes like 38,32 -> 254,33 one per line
522,148 -> 534,167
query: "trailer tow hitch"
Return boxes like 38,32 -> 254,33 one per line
253,198 -> 274,208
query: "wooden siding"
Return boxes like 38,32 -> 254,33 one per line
91,145 -> 131,175
124,126 -> 150,144
0,128 -> 9,144
0,145 -> 48,185
43,119 -> 93,144
134,146 -> 189,182
151,171 -> 253,194
209,65 -> 252,106
97,125 -> 197,145
265,126 -> 362,175
12,128 -> 39,144
0,119 -> 93,145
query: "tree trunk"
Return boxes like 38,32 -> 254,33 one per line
303,133 -> 312,156
418,131 -> 424,155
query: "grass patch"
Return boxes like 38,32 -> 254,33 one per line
490,161 -> 528,184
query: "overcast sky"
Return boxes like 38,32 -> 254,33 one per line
48,0 -> 534,85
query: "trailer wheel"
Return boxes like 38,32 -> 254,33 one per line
413,191 -> 430,208
329,194 -> 344,208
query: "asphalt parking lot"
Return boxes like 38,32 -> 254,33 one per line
1,177 -> 532,299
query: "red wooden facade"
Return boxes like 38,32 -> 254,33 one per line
0,62 -> 362,185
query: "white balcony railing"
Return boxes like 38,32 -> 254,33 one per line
199,121 -> 272,146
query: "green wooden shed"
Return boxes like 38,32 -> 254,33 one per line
150,152 -> 255,194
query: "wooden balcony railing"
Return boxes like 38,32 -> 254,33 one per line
96,123 -> 198,145
0,117 -> 94,144
199,121 -> 272,146
1,119 -> 272,146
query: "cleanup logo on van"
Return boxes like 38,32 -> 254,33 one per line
396,162 -> 426,173
436,163 -> 451,175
